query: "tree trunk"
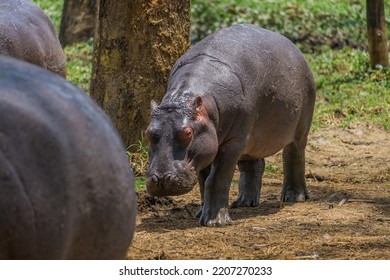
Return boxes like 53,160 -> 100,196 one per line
366,0 -> 389,68
90,0 -> 190,149
59,0 -> 96,46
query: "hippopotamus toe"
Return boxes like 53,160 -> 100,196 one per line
205,208 -> 232,227
199,207 -> 232,227
282,189 -> 309,202
231,199 -> 259,208
231,194 -> 260,208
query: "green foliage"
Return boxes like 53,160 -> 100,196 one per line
265,164 -> 282,175
307,47 -> 390,131
191,0 -> 389,52
135,177 -> 147,192
32,0 -> 63,32
126,134 -> 149,177
127,135 -> 149,191
64,39 -> 94,92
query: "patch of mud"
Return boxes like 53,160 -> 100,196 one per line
137,192 -> 179,213
128,123 -> 390,260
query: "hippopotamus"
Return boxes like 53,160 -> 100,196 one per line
146,24 -> 316,226
0,0 -> 66,77
0,56 -> 136,259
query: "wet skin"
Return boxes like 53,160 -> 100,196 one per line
147,24 -> 316,226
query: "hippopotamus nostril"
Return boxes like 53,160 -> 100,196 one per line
151,174 -> 159,184
164,173 -> 174,185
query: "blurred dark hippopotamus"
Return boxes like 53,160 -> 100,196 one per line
0,56 -> 136,259
146,24 -> 316,226
0,0 -> 66,77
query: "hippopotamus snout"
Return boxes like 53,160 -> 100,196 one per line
147,161 -> 197,197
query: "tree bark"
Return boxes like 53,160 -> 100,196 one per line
90,0 -> 190,149
59,0 -> 96,46
366,0 -> 389,68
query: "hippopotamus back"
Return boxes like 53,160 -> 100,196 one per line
0,0 -> 66,77
0,56 -> 135,259
167,24 -> 315,152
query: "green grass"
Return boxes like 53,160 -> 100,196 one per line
191,0 -> 390,51
307,47 -> 390,131
265,164 -> 283,175
134,177 -> 147,192
32,0 -> 63,32
63,39 -> 94,92
126,135 -> 149,190
126,135 -> 149,177
32,0 -> 389,180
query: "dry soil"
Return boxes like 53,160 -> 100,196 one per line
127,123 -> 390,260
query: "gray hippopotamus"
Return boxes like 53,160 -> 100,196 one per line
0,56 -> 136,259
0,0 -> 66,77
146,24 -> 316,226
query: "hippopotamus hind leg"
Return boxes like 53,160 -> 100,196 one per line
281,140 -> 309,202
231,159 -> 265,208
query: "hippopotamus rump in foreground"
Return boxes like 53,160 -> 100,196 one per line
146,24 -> 316,226
0,56 -> 136,259
0,0 -> 66,77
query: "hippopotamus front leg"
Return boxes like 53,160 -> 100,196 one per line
281,139 -> 309,202
198,143 -> 243,226
231,158 -> 265,208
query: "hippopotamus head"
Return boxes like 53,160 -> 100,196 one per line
146,96 -> 218,197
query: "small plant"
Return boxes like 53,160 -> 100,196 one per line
126,134 -> 149,192
265,164 -> 282,175
126,133 -> 149,177
134,177 -> 147,192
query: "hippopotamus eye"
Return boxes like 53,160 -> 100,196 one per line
177,126 -> 193,146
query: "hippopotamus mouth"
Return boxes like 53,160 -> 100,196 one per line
146,163 -> 197,197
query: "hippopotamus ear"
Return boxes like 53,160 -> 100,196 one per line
150,100 -> 158,112
193,96 -> 203,110
192,96 -> 208,121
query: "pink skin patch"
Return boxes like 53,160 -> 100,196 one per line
178,126 -> 193,147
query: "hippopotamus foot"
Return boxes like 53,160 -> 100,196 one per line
200,207 -> 232,227
198,204 -> 233,226
231,195 -> 259,208
231,159 -> 264,208
281,186 -> 309,202
281,141 -> 309,202
199,178 -> 233,226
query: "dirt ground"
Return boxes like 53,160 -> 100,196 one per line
127,122 -> 390,260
